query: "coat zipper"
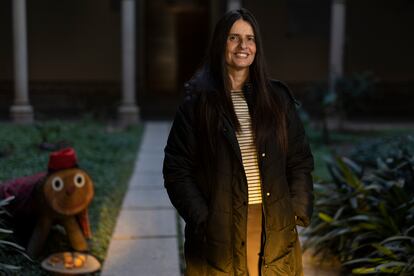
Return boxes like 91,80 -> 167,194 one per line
259,155 -> 268,275
245,150 -> 268,275
243,172 -> 249,274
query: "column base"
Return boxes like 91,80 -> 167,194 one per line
10,104 -> 34,124
118,104 -> 140,127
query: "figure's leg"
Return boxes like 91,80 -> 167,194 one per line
27,216 -> 52,258
62,217 -> 88,251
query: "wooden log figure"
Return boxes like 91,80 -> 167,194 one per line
0,148 -> 94,258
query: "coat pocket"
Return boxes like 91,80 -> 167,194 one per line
205,239 -> 232,274
264,223 -> 298,271
264,235 -> 304,276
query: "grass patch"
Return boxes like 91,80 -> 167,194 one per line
0,119 -> 143,275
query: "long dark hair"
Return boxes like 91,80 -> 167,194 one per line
191,8 -> 288,164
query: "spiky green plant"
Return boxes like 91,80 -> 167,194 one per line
303,148 -> 414,275
0,197 -> 32,273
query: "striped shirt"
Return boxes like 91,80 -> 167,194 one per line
230,90 -> 263,205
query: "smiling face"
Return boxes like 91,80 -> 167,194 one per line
225,19 -> 256,73
43,168 -> 94,216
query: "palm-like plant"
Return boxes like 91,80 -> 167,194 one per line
0,196 -> 32,273
303,149 -> 414,275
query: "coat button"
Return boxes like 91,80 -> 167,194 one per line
266,192 -> 270,197
241,241 -> 245,246
243,201 -> 247,206
261,153 -> 266,157
264,264 -> 269,269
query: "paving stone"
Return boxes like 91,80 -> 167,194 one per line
128,184 -> 165,191
142,129 -> 169,142
140,148 -> 165,156
137,152 -> 165,161
139,145 -> 166,155
144,121 -> 171,134
122,189 -> 173,209
101,238 -> 180,276
129,172 -> 164,188
180,217 -> 185,236
136,154 -> 164,173
128,173 -> 164,189
112,209 -> 176,239
140,137 -> 168,154
140,124 -> 170,153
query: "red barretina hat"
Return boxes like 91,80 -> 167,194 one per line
48,148 -> 78,171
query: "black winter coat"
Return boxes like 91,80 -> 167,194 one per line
163,80 -> 314,276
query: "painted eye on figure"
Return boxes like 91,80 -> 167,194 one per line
74,173 -> 85,188
52,176 -> 64,191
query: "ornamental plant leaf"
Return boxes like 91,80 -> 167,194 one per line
343,257 -> 385,266
375,261 -> 406,273
352,267 -> 377,274
381,235 -> 414,245
0,263 -> 21,270
404,225 -> 414,235
372,243 -> 398,259
318,212 -> 334,223
336,156 -> 364,192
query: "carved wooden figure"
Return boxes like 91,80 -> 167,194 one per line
0,148 -> 94,258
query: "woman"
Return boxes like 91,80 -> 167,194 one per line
163,8 -> 313,276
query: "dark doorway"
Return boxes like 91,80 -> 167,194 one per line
139,0 -> 209,119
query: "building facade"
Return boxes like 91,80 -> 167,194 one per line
0,0 -> 413,121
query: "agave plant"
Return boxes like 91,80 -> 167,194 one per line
303,148 -> 414,275
0,196 -> 32,273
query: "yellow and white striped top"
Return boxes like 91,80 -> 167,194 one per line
230,90 -> 263,205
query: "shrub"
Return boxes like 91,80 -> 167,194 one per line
351,135 -> 414,170
303,149 -> 414,275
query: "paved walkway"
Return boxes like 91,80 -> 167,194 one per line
101,121 -> 341,276
101,122 -> 180,276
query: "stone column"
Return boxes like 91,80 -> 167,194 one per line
118,0 -> 139,126
11,0 -> 33,124
328,0 -> 346,94
227,0 -> 242,12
